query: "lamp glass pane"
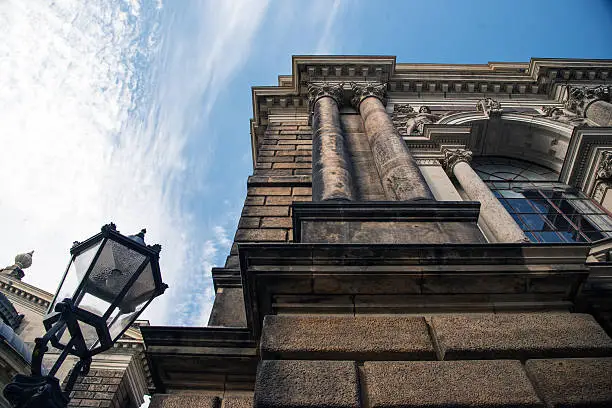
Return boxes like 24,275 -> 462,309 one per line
49,242 -> 102,314
109,262 -> 155,342
77,239 -> 146,317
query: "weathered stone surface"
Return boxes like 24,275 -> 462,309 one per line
364,360 -> 543,407
260,217 -> 292,228
248,187 -> 292,196
446,156 -> 526,243
150,395 -> 219,408
223,396 -> 254,408
260,315 -> 435,360
242,206 -> 289,217
254,360 -> 360,408
431,313 -> 612,360
207,287 -> 247,327
357,94 -> 434,201
525,358 -> 612,408
235,229 -> 287,242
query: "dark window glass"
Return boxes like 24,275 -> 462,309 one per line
473,157 -> 612,244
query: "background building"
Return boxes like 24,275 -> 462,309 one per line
0,252 -> 150,408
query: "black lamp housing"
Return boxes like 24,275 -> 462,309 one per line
44,223 -> 167,357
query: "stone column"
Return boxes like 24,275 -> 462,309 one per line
565,85 -> 612,126
351,83 -> 434,201
308,83 -> 354,201
442,148 -> 528,243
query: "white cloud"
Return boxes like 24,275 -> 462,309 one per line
0,0 -> 269,325
314,0 -> 344,54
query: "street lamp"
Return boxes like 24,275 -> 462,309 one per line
3,223 -> 167,408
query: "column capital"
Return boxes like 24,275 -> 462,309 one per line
565,85 -> 611,116
307,82 -> 344,108
350,82 -> 387,109
441,148 -> 473,175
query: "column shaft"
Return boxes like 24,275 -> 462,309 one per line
452,161 -> 527,243
420,165 -> 462,201
311,96 -> 354,201
357,95 -> 434,201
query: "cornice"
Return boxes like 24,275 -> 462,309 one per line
250,56 -> 612,166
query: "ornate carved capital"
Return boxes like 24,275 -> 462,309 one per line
564,85 -> 611,116
476,98 -> 502,117
350,82 -> 387,109
307,82 -> 344,107
441,148 -> 473,175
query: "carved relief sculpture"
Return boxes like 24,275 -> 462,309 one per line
593,151 -> 612,203
392,104 -> 441,136
565,85 -> 611,116
539,105 -> 588,126
476,98 -> 503,117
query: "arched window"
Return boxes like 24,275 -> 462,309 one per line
472,157 -> 612,243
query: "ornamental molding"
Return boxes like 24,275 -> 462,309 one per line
560,128 -> 612,198
350,82 -> 387,109
476,98 -> 503,117
564,85 -> 612,116
306,82 -> 344,108
441,148 -> 473,175
539,105 -> 589,127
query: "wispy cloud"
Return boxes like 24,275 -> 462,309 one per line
314,0 -> 344,54
0,0 -> 268,325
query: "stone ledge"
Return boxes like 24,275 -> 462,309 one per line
260,315 -> 435,360
431,313 -> 612,360
525,357 -> 612,408
247,175 -> 312,187
149,395 -> 220,408
364,360 -> 543,408
254,360 -> 360,408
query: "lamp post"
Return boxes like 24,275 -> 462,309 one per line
3,223 -> 167,408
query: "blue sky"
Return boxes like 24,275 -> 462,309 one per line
1,0 -> 611,327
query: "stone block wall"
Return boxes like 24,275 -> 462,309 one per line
223,120 -> 312,270
254,313 -> 612,408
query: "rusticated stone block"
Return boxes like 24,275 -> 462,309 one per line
242,206 -> 289,217
235,229 -> 287,242
254,360 -> 360,408
265,196 -> 311,205
223,396 -> 254,408
292,187 -> 312,196
261,315 -> 435,360
150,395 -> 219,408
525,358 -> 612,407
207,287 -> 247,327
431,313 -> 612,360
248,187 -> 291,196
238,217 -> 260,228
260,217 -> 292,228
364,360 -> 543,407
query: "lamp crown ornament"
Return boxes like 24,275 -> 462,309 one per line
14,251 -> 34,270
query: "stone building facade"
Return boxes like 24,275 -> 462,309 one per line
144,56 -> 612,407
